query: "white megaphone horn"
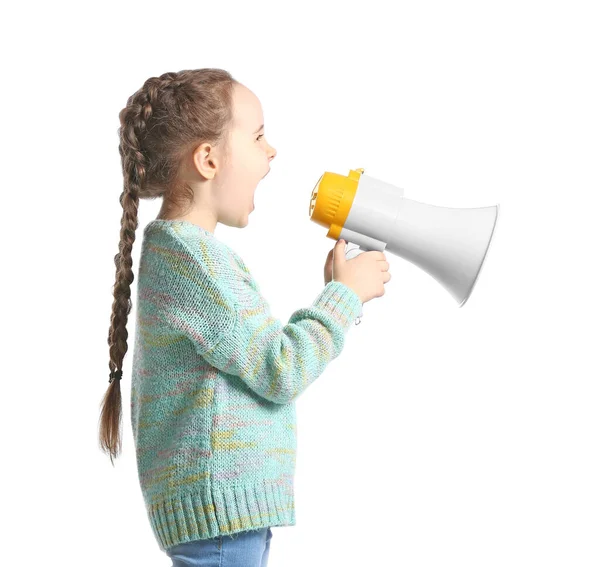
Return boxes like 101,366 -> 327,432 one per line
308,168 -> 499,319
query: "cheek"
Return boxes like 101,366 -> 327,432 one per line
251,151 -> 267,176
236,144 -> 265,180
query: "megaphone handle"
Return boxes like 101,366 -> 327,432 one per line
343,243 -> 364,324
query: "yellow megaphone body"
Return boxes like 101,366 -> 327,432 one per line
309,168 -> 499,318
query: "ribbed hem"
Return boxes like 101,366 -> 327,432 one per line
148,480 -> 296,552
312,281 -> 363,328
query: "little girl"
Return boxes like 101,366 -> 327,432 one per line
99,68 -> 391,567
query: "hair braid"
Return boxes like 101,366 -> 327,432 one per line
99,85 -> 151,465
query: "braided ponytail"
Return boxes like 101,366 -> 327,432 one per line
98,68 -> 238,464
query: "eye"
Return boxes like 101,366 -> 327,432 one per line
256,134 -> 264,141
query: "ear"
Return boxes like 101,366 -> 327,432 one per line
192,143 -> 218,180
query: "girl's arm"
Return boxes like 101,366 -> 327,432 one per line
147,229 -> 363,405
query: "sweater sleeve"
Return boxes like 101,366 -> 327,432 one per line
150,229 -> 364,404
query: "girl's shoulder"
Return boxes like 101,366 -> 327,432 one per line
142,220 -> 253,287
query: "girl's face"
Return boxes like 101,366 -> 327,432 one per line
215,83 -> 277,227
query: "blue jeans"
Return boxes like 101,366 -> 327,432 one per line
166,527 -> 272,567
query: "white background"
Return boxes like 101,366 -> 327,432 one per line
2,0 -> 599,565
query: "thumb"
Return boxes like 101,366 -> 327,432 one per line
334,239 -> 346,265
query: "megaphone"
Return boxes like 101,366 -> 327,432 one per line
309,168 -> 499,319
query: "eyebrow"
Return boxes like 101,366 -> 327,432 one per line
253,124 -> 264,134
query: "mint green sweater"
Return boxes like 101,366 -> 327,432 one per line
131,219 -> 363,551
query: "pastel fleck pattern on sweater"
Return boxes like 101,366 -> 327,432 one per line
131,219 -> 363,551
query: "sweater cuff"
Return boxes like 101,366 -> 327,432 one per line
312,281 -> 363,329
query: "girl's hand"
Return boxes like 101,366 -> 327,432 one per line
324,239 -> 391,301
324,243 -> 335,284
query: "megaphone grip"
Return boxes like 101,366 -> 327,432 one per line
345,242 -> 363,261
332,241 -> 364,325
345,244 -> 364,322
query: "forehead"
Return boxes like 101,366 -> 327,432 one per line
232,84 -> 264,129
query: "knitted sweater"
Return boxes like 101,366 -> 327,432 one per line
130,219 -> 363,551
